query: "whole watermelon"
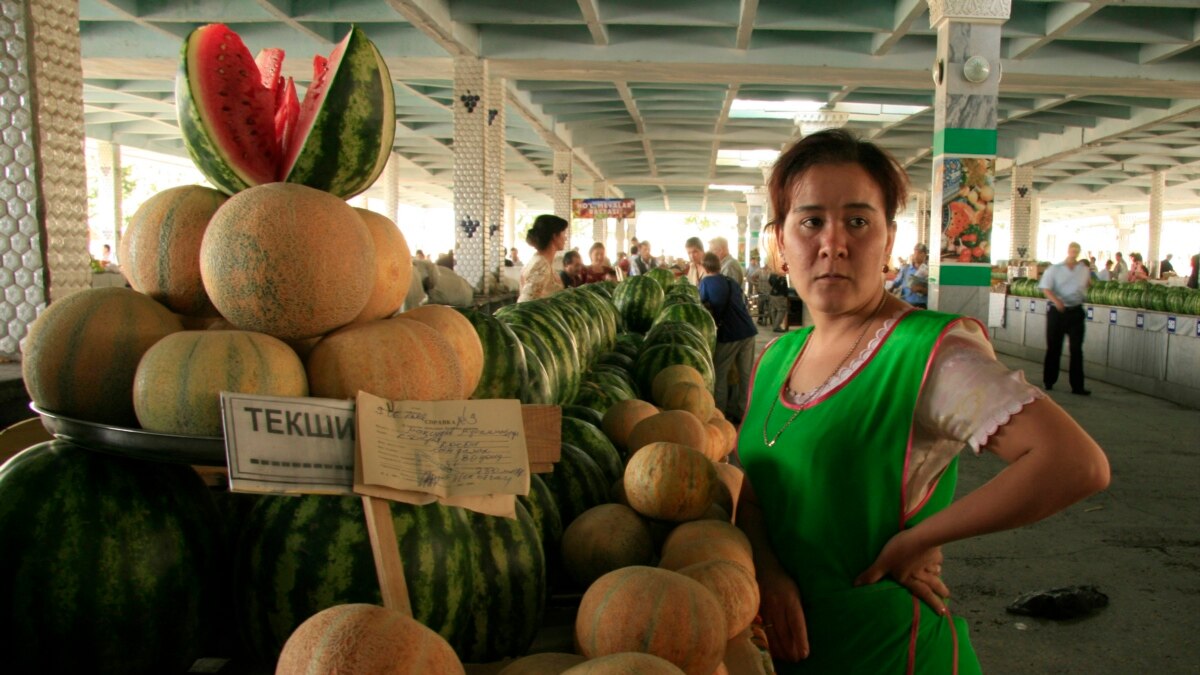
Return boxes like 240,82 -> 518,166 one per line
613,276 -> 666,334
0,441 -> 224,674
456,307 -> 529,399
233,495 -> 476,664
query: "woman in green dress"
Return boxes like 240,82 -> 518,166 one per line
736,129 -> 1110,673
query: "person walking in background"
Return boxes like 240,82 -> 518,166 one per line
1114,251 -> 1129,282
559,250 -> 584,288
630,240 -> 657,276
1187,253 -> 1199,289
768,271 -> 791,332
887,243 -> 929,309
1097,259 -> 1113,281
509,247 -> 521,267
518,214 -> 568,302
1040,242 -> 1092,395
699,252 -> 757,424
580,242 -> 617,284
1127,253 -> 1150,282
709,236 -> 746,288
749,255 -> 773,325
1159,254 -> 1175,278
684,236 -> 706,285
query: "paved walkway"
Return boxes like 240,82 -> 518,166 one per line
748,322 -> 1200,674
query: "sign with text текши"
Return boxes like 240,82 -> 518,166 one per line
221,392 -> 357,495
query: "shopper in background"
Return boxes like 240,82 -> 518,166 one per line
768,271 -> 791,332
1187,253 -> 1198,289
685,236 -> 706,285
1114,252 -> 1129,281
579,242 -> 617,284
1096,260 -> 1113,281
1127,253 -> 1150,282
518,214 -> 568,302
559,250 -> 584,288
699,252 -> 757,424
887,243 -> 929,309
709,236 -> 746,288
1158,254 -> 1175,278
1040,242 -> 1092,395
630,240 -> 657,276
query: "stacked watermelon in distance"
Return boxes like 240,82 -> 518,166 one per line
177,23 -> 395,198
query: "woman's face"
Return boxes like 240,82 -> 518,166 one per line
551,229 -> 567,251
590,246 -> 605,266
778,163 -> 895,316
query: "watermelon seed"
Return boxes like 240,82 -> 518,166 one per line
218,68 -> 225,75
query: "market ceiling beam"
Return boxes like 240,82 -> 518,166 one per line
1004,1 -> 1106,61
870,0 -> 926,56
617,81 -> 659,180
251,0 -> 336,45
577,0 -> 609,47
735,0 -> 758,50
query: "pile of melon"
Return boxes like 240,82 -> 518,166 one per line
22,181 -> 485,438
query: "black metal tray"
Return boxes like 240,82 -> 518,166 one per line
32,403 -> 226,466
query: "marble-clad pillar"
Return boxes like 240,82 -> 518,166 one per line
485,76 -> 507,289
1009,164 -> 1034,262
927,0 -> 1010,322
1,0 -> 89,358
592,180 -> 608,248
734,202 -> 749,266
745,190 -> 766,267
553,150 -> 573,249
453,56 -> 488,292
1148,170 -> 1164,276
915,191 -> 931,248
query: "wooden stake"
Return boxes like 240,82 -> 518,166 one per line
361,495 -> 412,616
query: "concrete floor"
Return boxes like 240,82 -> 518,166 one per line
751,322 -> 1200,674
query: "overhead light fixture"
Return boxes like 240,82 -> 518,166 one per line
794,111 -> 850,137
707,184 -> 756,192
730,99 -> 825,119
716,148 -> 779,168
962,55 -> 991,83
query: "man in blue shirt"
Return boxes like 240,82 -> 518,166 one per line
699,252 -> 758,423
888,244 -> 929,308
1039,242 -> 1092,395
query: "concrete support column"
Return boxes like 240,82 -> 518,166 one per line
95,140 -> 122,261
453,56 -> 488,292
1030,197 -> 1041,261
485,76 -> 507,288
734,202 -> 749,266
927,0 -> 1009,322
614,218 -> 626,262
504,195 -> 516,251
915,191 -> 931,249
592,180 -> 608,248
745,190 -> 766,268
1009,164 -> 1034,262
553,151 -> 573,250
1148,170 -> 1165,276
1,0 -> 89,358
625,218 -> 636,245
383,152 -> 400,222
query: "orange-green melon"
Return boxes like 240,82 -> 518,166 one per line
561,504 -> 655,587
275,603 -> 464,675
119,185 -> 226,317
661,521 -> 753,568
133,330 -> 308,436
704,423 -> 728,462
306,317 -> 463,401
601,399 -> 659,455
627,410 -> 708,458
22,287 -> 182,426
498,653 -> 587,675
712,417 -> 738,453
659,381 -> 715,422
677,560 -> 760,639
563,653 -> 686,674
722,631 -> 768,675
199,182 -> 375,340
713,463 -> 744,519
651,364 -> 706,405
352,208 -> 413,322
623,442 -> 717,522
659,539 -> 754,578
575,566 -> 725,675
399,304 -> 484,398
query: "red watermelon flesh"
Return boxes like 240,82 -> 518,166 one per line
190,24 -> 279,186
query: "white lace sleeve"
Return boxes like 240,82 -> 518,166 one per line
903,320 -> 1045,515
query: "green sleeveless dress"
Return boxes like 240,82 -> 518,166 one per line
738,310 -> 982,674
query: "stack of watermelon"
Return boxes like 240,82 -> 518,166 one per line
1012,277 -> 1200,315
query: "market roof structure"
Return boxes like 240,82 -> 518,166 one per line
78,0 -> 1200,217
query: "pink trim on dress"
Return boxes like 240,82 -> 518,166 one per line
778,315 -> 905,411
947,611 -> 960,675
900,316 -> 973,525
907,596 -> 920,675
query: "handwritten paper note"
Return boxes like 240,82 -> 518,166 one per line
356,392 -> 530,499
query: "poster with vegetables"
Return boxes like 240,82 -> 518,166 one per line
938,157 -> 995,263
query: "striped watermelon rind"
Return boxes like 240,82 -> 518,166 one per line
542,443 -> 611,528
613,276 -> 666,334
456,308 -> 528,400
0,441 -> 224,674
634,342 -> 716,395
654,302 -> 718,353
562,416 -> 625,485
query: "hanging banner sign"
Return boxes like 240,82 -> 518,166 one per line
572,198 -> 636,219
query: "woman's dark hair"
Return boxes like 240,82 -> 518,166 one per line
563,250 -> 581,266
525,214 -> 569,250
702,252 -> 722,274
768,128 -> 908,227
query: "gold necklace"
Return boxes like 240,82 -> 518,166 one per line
761,293 -> 888,448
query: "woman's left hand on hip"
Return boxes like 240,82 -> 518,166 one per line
853,528 -> 952,616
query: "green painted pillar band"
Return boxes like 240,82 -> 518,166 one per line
934,128 -> 998,156
936,265 -> 993,287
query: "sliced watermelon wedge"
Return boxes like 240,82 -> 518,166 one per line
176,24 -> 394,198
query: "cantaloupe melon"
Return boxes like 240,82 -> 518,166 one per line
199,182 -> 375,340
601,399 -> 659,456
352,208 -> 412,323
659,381 -> 715,422
627,410 -> 708,458
22,287 -> 182,427
561,504 -> 654,587
575,567 -> 725,675
499,653 -> 587,675
120,185 -> 226,317
275,603 -> 464,675
563,652 -> 686,674
133,330 -> 308,436
677,560 -> 760,639
306,317 -> 464,401
651,364 -> 706,405
623,442 -> 717,522
399,305 -> 483,399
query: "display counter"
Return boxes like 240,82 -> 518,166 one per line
990,295 -> 1200,409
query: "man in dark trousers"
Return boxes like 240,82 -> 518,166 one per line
1039,242 -> 1092,395
699,252 -> 757,423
